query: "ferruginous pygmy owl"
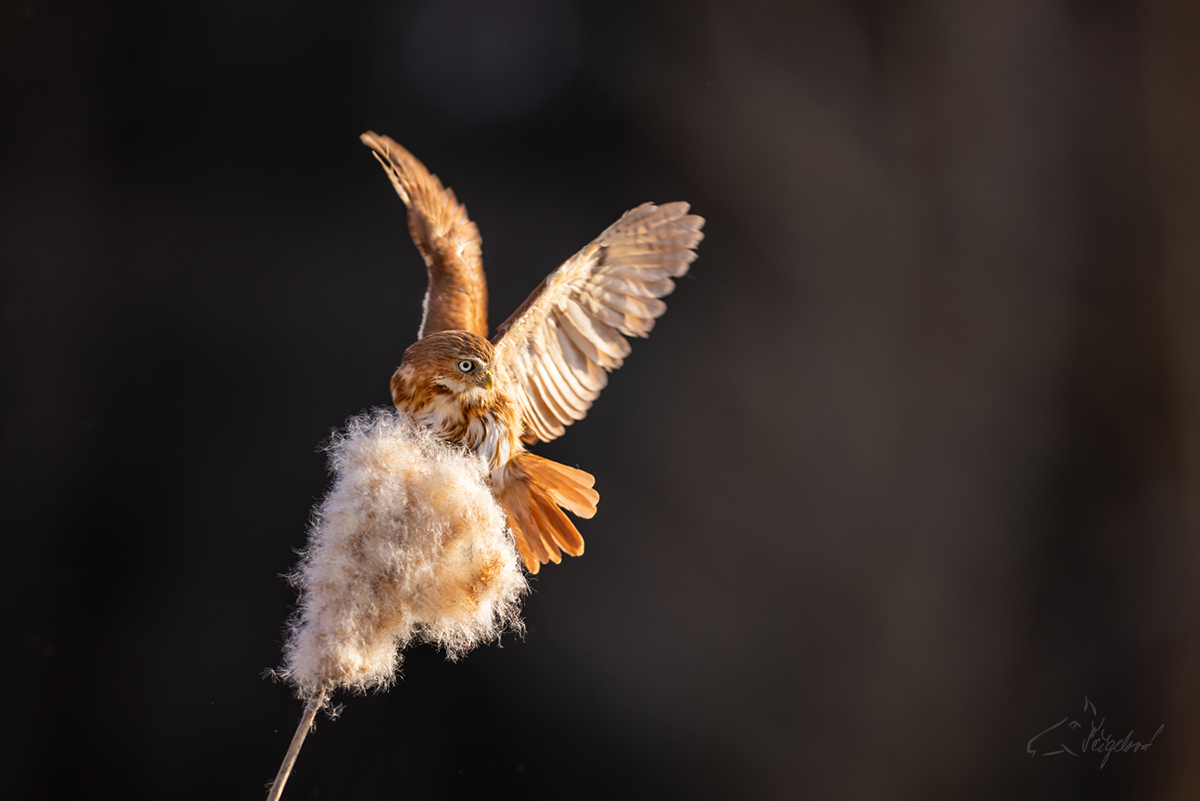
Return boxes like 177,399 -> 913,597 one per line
361,132 -> 704,573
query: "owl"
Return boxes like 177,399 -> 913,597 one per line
362,132 -> 704,573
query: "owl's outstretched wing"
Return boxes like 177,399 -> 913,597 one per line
492,202 -> 704,444
361,132 -> 488,338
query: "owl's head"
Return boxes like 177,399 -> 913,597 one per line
395,330 -> 497,398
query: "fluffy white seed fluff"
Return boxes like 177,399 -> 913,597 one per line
277,409 -> 527,700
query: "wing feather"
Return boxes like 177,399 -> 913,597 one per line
530,366 -> 573,428
554,323 -> 607,392
594,290 -> 668,320
557,305 -> 617,369
544,333 -> 596,410
492,202 -> 704,443
562,300 -> 631,361
603,264 -> 688,281
361,132 -> 489,338
540,356 -> 589,417
594,274 -> 676,298
522,381 -> 561,440
575,292 -> 633,336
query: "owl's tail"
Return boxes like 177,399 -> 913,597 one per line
497,453 -> 599,574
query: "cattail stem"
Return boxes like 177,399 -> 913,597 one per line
266,687 -> 329,801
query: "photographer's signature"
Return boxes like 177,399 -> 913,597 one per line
1027,696 -> 1163,769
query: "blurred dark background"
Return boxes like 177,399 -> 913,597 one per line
4,0 -> 1200,798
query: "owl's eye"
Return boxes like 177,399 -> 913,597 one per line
457,359 -> 475,373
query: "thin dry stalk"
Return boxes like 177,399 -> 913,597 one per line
266,686 -> 328,801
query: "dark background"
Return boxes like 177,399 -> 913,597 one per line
4,1 -> 1200,799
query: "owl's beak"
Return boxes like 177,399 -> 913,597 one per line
479,370 -> 495,391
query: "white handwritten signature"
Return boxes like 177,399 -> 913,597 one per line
1027,696 -> 1163,769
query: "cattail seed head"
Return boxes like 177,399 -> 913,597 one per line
276,409 -> 527,700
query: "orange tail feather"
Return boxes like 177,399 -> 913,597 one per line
499,453 -> 599,573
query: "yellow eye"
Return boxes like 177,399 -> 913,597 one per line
457,359 -> 475,373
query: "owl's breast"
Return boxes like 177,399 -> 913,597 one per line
394,383 -> 522,475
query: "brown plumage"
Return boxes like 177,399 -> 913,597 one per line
362,131 -> 704,573
362,133 -> 487,338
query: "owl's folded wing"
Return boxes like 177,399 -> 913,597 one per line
361,132 -> 489,339
491,202 -> 704,444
